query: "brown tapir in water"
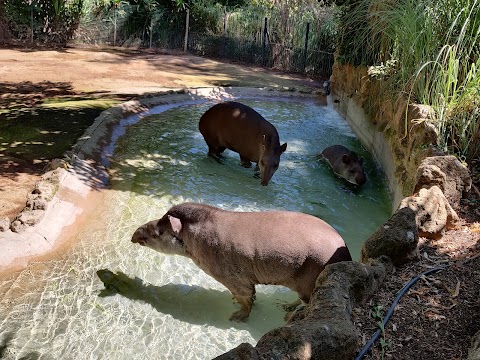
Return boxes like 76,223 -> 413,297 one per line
131,202 -> 352,322
321,145 -> 367,186
198,101 -> 287,186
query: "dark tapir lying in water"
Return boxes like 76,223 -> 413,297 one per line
131,202 -> 352,322
321,145 -> 367,186
199,101 -> 287,186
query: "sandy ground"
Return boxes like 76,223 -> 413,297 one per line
0,45 -> 322,274
0,45 -> 318,95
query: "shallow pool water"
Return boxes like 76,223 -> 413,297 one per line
0,97 -> 391,359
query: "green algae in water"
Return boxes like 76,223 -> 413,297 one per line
0,98 -> 391,359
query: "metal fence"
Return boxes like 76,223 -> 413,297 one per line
14,3 -> 335,78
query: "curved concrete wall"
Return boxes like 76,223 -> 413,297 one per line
331,93 -> 403,210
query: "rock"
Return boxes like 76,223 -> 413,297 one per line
10,220 -> 27,233
26,194 -> 48,211
468,329 -> 480,360
216,260 -> 392,360
361,207 -> 419,265
414,156 -> 472,210
400,186 -> 459,239
214,343 -> 260,360
0,216 -> 11,232
41,167 -> 67,184
43,158 -> 69,172
15,210 -> 45,227
32,181 -> 57,201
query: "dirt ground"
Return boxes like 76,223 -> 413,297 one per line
0,45 -> 479,359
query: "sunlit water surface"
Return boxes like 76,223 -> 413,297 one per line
0,98 -> 391,359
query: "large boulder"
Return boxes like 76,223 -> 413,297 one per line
400,186 -> 459,239
361,207 -> 419,265
414,156 -> 472,210
215,259 -> 392,360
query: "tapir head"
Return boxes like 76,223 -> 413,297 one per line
131,215 -> 186,256
340,153 -> 367,186
259,135 -> 287,186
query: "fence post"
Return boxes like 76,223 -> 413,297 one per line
303,22 -> 310,73
30,2 -> 34,44
113,7 -> 117,47
222,8 -> 226,56
262,17 -> 267,66
184,9 -> 190,52
149,17 -> 153,49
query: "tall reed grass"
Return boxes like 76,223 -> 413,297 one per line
337,0 -> 480,163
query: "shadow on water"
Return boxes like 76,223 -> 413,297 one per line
96,269 -> 289,340
0,332 -> 13,359
0,332 -> 41,360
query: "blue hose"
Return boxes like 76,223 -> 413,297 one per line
354,265 -> 449,360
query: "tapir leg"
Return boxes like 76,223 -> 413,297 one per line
207,145 -> 226,160
228,284 -> 256,322
253,164 -> 260,178
240,155 -> 252,168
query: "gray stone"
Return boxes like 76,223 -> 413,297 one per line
214,343 -> 259,360
361,207 -> 419,265
43,158 -> 69,172
10,220 -> 27,233
414,156 -> 472,210
16,210 -> 45,226
0,216 -> 11,232
400,186 -> 459,239
32,181 -> 57,201
26,194 -> 48,211
41,167 -> 67,184
468,330 -> 480,360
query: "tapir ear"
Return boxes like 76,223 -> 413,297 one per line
279,143 -> 287,153
342,154 -> 351,164
168,215 -> 182,235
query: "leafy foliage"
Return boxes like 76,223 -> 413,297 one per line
3,0 -> 84,43
335,0 -> 480,163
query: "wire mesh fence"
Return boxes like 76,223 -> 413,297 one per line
8,3 -> 335,78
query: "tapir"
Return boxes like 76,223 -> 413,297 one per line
131,202 -> 352,322
321,145 -> 367,186
198,101 -> 287,186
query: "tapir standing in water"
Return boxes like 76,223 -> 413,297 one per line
131,202 -> 352,322
321,145 -> 367,186
199,101 -> 287,186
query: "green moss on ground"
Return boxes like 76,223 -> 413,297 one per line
0,99 -> 120,165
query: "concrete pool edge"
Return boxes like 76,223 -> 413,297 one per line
0,86 -> 327,275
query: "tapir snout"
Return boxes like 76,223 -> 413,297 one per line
259,141 -> 287,186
